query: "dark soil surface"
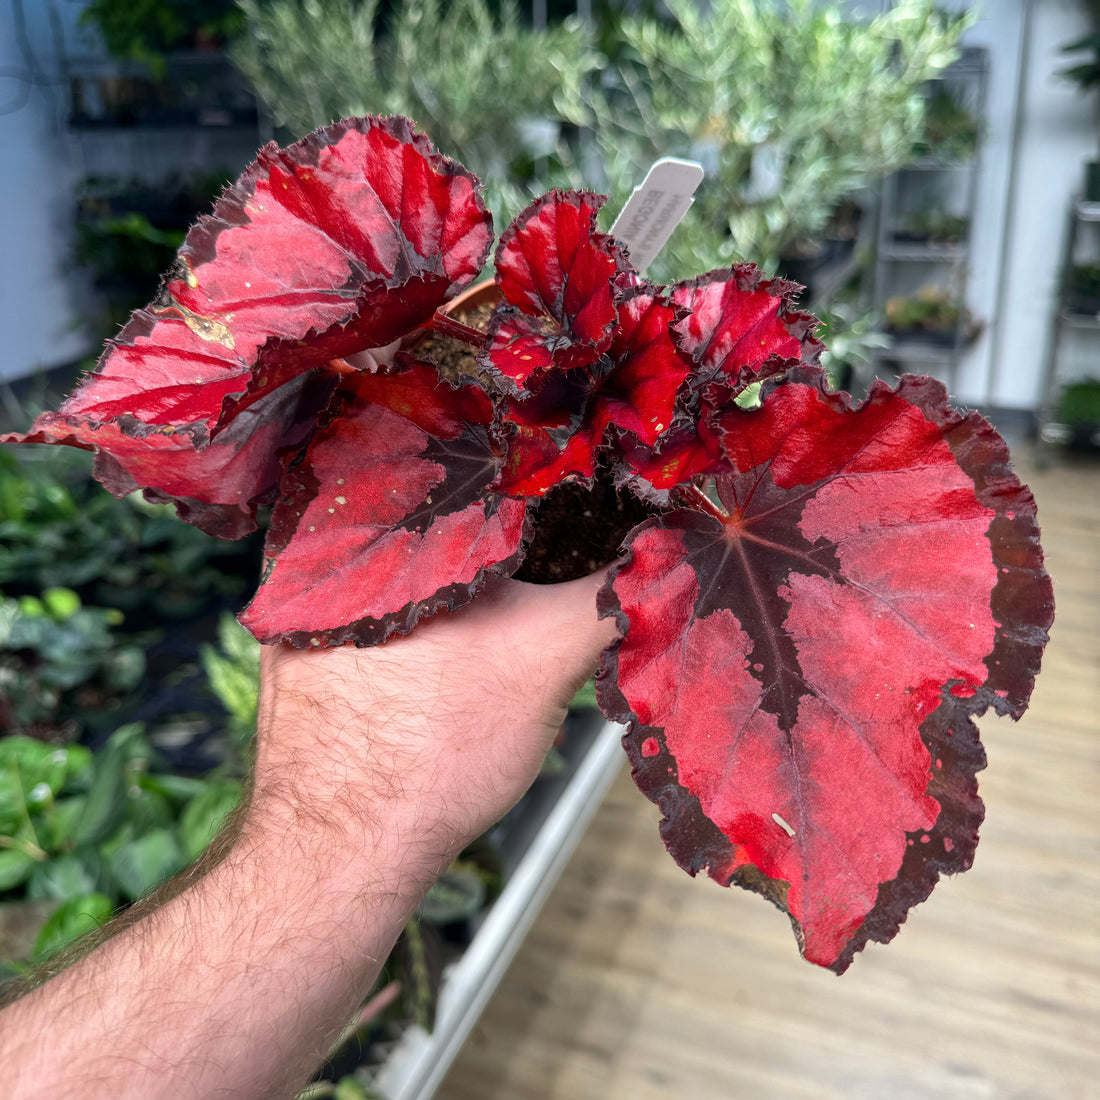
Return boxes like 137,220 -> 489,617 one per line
417,301 -> 495,387
514,475 -> 655,583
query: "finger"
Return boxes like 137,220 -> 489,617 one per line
496,572 -> 621,703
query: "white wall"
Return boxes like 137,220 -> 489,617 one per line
0,2 -> 261,387
0,3 -> 92,382
956,0 -> 1096,410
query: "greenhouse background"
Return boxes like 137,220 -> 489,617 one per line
2,1 -> 1097,420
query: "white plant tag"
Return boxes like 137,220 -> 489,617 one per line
609,157 -> 705,273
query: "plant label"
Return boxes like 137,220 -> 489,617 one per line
609,158 -> 705,272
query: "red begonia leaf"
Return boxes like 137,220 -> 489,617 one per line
615,377 -> 748,506
597,370 -> 1053,972
479,308 -> 565,388
480,191 -> 626,393
7,116 -> 492,534
493,373 -> 606,497
594,286 -> 693,451
240,359 -> 532,646
3,371 -> 337,538
493,286 -> 692,497
670,267 -> 822,392
614,421 -> 724,508
30,118 -> 488,433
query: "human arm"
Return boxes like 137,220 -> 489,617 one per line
0,572 -> 618,1099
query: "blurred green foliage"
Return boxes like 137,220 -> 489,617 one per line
1057,379 -> 1100,425
0,586 -> 144,739
200,612 -> 261,748
568,0 -> 973,276
233,0 -> 599,225
81,0 -> 246,75
232,0 -> 972,290
0,447 -> 254,621
0,727 -> 242,973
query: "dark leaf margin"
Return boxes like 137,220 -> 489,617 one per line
240,360 -> 536,647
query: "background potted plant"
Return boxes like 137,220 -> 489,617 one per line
892,208 -> 970,246
909,84 -> 981,162
72,0 -> 253,127
233,0 -> 599,227
884,284 -> 981,344
80,0 -> 246,74
558,0 -> 972,279
1055,377 -> 1100,450
1059,0 -> 1100,199
1065,260 -> 1100,315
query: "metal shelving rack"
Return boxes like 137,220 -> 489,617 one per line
1037,197 -> 1100,458
870,47 -> 989,389
63,50 -> 266,182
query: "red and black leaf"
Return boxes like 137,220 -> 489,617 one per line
173,114 -> 492,424
493,286 -> 693,498
493,371 -> 608,497
597,370 -> 1053,972
240,360 -> 532,646
670,267 -> 822,393
593,286 -> 694,452
7,115 -> 492,535
480,191 -> 626,393
4,370 -> 337,539
95,115 -> 490,429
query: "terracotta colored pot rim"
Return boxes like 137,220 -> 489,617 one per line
441,277 -> 500,315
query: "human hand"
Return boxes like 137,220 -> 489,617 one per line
0,574 -> 617,1100
248,571 -> 620,877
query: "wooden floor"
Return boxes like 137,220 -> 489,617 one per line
442,447 -> 1099,1100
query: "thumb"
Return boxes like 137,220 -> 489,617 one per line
502,570 -> 622,708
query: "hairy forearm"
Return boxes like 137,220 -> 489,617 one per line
0,781 -> 452,1099
0,574 -> 616,1097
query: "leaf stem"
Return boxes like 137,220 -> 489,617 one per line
427,313 -> 487,347
0,833 -> 49,861
673,481 -> 727,522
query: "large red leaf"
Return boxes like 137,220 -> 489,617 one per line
24,119 -> 488,432
7,116 -> 491,534
4,371 -> 337,538
670,267 -> 822,391
480,191 -> 626,393
240,360 -> 532,646
597,371 -> 1053,972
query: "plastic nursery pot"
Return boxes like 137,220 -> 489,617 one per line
442,277 -> 501,316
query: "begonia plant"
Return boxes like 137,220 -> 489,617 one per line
4,116 -> 1054,973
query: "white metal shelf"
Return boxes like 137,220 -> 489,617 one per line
870,48 -> 988,387
373,717 -> 626,1100
1037,197 -> 1100,462
880,243 -> 968,263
